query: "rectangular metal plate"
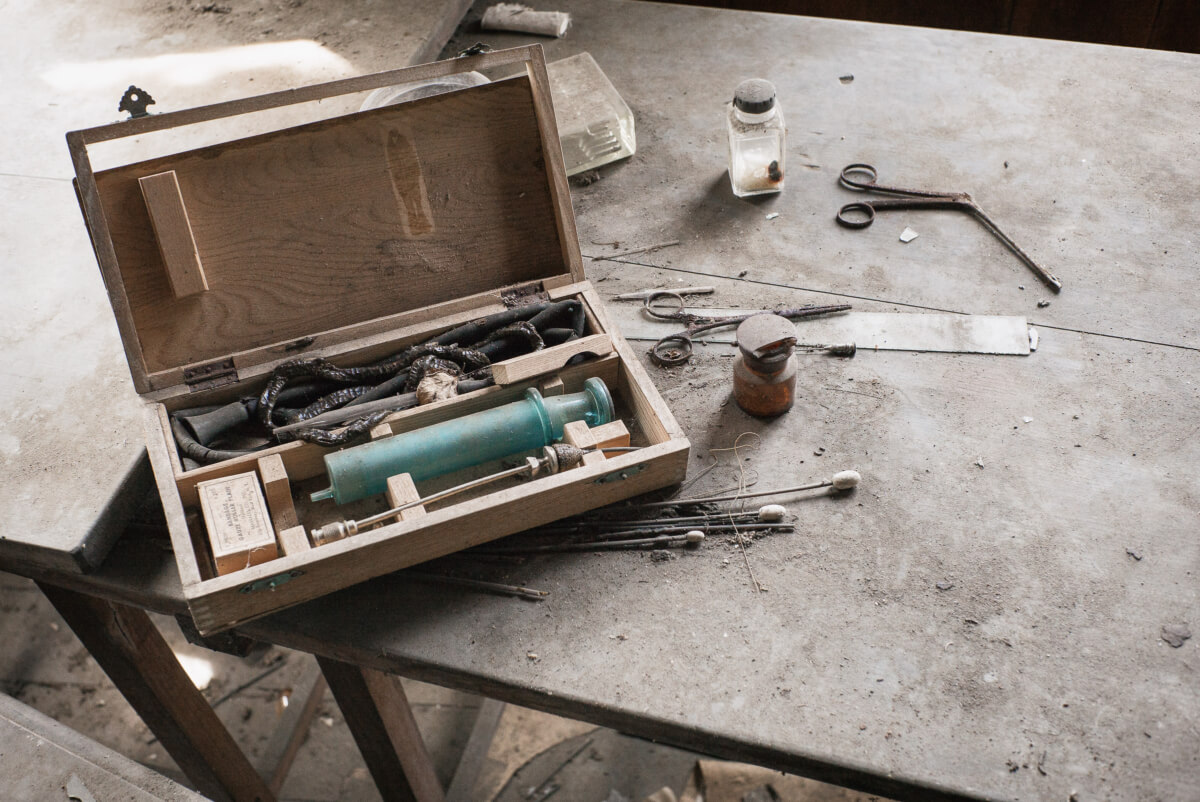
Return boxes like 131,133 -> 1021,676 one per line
610,307 -> 1032,355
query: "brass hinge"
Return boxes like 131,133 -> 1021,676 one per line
183,358 -> 238,392
594,464 -> 648,484
501,281 -> 549,308
240,569 -> 304,594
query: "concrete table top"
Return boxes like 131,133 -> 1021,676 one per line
0,0 -> 470,572
252,2 -> 1191,799
5,0 -> 1197,799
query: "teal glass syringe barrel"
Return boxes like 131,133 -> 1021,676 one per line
310,377 -> 615,505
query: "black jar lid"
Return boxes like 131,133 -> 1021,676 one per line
733,79 -> 776,114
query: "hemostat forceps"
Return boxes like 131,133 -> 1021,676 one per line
835,163 -> 1062,293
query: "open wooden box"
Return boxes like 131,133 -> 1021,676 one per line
69,46 -> 689,635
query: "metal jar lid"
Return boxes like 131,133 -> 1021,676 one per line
733,79 -> 776,114
737,314 -> 796,367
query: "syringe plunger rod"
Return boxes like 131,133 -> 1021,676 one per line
311,443 -> 591,545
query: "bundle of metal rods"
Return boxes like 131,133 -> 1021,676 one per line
471,503 -> 793,555
170,299 -> 589,467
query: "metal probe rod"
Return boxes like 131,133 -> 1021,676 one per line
480,530 -> 707,554
405,572 -> 549,601
637,470 -> 861,508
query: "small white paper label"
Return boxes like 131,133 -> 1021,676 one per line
198,472 -> 274,558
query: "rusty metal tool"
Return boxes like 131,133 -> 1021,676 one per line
614,285 -> 714,301
835,163 -> 1062,292
645,290 -> 851,367
477,530 -> 707,554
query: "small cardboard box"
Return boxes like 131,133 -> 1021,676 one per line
69,46 -> 689,634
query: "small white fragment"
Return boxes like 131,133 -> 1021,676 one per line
974,458 -> 985,469
1028,327 -> 1039,351
66,775 -> 98,802
1023,417 -> 1034,424
481,3 -> 571,37
899,227 -> 919,243
766,212 -> 780,220
831,470 -> 861,490
758,504 -> 787,522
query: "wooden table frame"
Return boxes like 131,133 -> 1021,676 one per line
25,571 -> 445,802
3,517 -> 978,802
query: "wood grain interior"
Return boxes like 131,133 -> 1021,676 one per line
94,76 -> 567,376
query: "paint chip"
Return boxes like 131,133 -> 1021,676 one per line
900,227 -> 919,243
766,212 -> 780,220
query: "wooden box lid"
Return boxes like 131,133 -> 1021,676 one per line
69,46 -> 583,395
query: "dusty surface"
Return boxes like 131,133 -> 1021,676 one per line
2,0 -> 1198,800
0,571 -> 613,800
0,0 -> 468,571
242,2 -> 1200,799
2,568 -> 877,801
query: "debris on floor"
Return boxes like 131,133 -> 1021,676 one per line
899,227 -> 919,243
1161,623 -> 1191,648
679,759 -> 891,801
643,788 -> 678,802
572,169 -> 603,186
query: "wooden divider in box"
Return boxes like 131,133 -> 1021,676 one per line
73,45 -> 690,634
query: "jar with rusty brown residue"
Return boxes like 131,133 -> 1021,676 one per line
733,313 -> 797,417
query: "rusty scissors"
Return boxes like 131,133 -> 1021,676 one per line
835,163 -> 1062,292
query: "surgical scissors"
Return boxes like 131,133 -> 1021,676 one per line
835,163 -> 1062,292
644,291 -> 851,367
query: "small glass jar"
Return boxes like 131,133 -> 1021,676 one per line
733,314 -> 797,417
727,78 -> 785,198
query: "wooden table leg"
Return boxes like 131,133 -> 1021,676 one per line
37,582 -> 275,802
317,656 -> 445,802
257,659 -> 327,795
446,698 -> 506,802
